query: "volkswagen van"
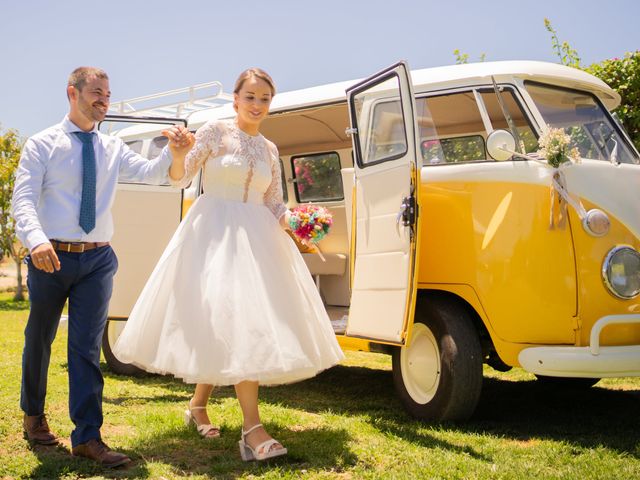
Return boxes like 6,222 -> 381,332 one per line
102,60 -> 640,421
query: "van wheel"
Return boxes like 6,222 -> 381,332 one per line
392,298 -> 483,421
535,375 -> 600,389
102,319 -> 145,376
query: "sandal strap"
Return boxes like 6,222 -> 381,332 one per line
197,424 -> 219,436
254,438 -> 281,455
241,423 -> 263,439
188,399 -> 208,411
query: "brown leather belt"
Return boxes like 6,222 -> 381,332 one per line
50,240 -> 110,253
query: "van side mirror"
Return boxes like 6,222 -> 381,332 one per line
486,129 -> 516,161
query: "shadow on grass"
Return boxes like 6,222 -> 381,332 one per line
125,424 -> 356,479
210,365 -> 639,458
100,365 -> 474,475
24,442 -> 148,480
95,361 -> 639,477
470,376 -> 640,455
0,297 -> 30,311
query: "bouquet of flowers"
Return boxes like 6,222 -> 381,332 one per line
537,126 -> 581,168
287,205 -> 333,260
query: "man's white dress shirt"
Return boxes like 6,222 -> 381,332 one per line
12,116 -> 173,251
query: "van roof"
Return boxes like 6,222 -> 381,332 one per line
110,60 -> 619,138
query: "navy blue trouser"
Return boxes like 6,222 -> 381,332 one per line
20,245 -> 118,447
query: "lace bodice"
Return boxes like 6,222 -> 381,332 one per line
171,119 -> 287,219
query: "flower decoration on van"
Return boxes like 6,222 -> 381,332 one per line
536,126 -> 586,229
537,127 -> 581,168
288,205 -> 333,245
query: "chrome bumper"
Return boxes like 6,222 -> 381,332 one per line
518,314 -> 640,378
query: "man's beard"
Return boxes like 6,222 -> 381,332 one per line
78,97 -> 107,122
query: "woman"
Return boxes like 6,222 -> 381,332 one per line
113,68 -> 344,461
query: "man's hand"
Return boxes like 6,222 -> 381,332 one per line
30,243 -> 60,273
162,125 -> 195,157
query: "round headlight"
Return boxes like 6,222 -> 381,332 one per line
602,246 -> 640,299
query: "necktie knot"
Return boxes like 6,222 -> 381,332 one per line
74,131 -> 95,144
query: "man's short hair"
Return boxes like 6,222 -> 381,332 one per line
68,67 -> 109,92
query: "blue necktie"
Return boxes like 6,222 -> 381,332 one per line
73,132 -> 96,234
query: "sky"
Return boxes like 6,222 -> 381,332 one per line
1,0 -> 638,137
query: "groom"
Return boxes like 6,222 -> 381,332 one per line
12,66 -> 193,467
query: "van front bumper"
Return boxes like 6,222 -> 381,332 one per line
518,314 -> 640,378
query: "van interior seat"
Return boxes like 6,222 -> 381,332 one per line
301,252 -> 347,276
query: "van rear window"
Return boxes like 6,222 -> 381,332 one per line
291,152 -> 343,203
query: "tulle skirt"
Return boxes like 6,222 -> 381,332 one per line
113,194 -> 344,385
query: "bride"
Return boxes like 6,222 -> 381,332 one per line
113,68 -> 344,461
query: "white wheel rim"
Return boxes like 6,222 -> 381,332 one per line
107,320 -> 126,350
400,322 -> 441,404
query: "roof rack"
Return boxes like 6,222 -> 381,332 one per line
108,81 -> 233,118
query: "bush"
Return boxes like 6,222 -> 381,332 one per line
587,51 -> 640,151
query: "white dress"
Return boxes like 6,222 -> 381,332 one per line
113,119 -> 344,385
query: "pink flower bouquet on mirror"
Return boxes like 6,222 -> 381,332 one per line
287,205 -> 333,261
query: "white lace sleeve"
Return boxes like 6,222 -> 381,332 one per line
263,142 -> 288,220
170,121 -> 221,188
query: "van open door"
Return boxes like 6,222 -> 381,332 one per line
345,61 -> 422,344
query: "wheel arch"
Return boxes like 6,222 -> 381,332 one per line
414,288 -> 502,368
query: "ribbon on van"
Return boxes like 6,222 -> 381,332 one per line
549,167 -> 587,230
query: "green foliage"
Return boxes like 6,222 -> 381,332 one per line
544,19 -> 640,151
587,51 -> 640,151
453,49 -> 486,65
0,127 -> 28,300
293,153 -> 343,202
544,18 -> 581,68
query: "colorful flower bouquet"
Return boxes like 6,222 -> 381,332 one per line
287,205 -> 333,260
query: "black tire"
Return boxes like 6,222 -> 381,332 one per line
535,375 -> 600,389
392,297 -> 483,422
102,319 -> 145,376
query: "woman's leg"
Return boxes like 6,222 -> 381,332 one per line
190,383 -> 214,425
234,381 -> 283,452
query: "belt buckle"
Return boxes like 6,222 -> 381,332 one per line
69,242 -> 85,253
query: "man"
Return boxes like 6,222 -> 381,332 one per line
12,66 -> 193,468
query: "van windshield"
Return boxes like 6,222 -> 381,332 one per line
525,82 -> 639,164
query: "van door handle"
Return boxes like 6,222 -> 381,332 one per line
396,196 -> 416,234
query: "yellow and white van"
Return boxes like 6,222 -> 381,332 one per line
102,61 -> 640,421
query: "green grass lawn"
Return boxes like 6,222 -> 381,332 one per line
1,291 -> 638,479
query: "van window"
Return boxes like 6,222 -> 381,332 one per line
421,136 -> 485,165
351,75 -> 408,166
149,136 -> 169,159
416,88 -> 537,164
291,152 -> 343,202
366,99 -> 408,163
125,140 -> 143,154
525,82 -> 639,164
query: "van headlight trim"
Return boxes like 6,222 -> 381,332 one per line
602,246 -> 640,299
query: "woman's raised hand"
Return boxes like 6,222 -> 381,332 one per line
163,125 -> 195,157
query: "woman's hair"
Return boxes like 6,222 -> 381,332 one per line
233,68 -> 276,97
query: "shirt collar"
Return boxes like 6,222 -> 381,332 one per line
61,115 -> 99,135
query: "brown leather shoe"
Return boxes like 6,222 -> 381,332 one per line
72,438 -> 131,468
23,414 -> 58,445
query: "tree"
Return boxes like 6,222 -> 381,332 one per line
587,52 -> 640,151
0,127 -> 28,300
544,19 -> 639,150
